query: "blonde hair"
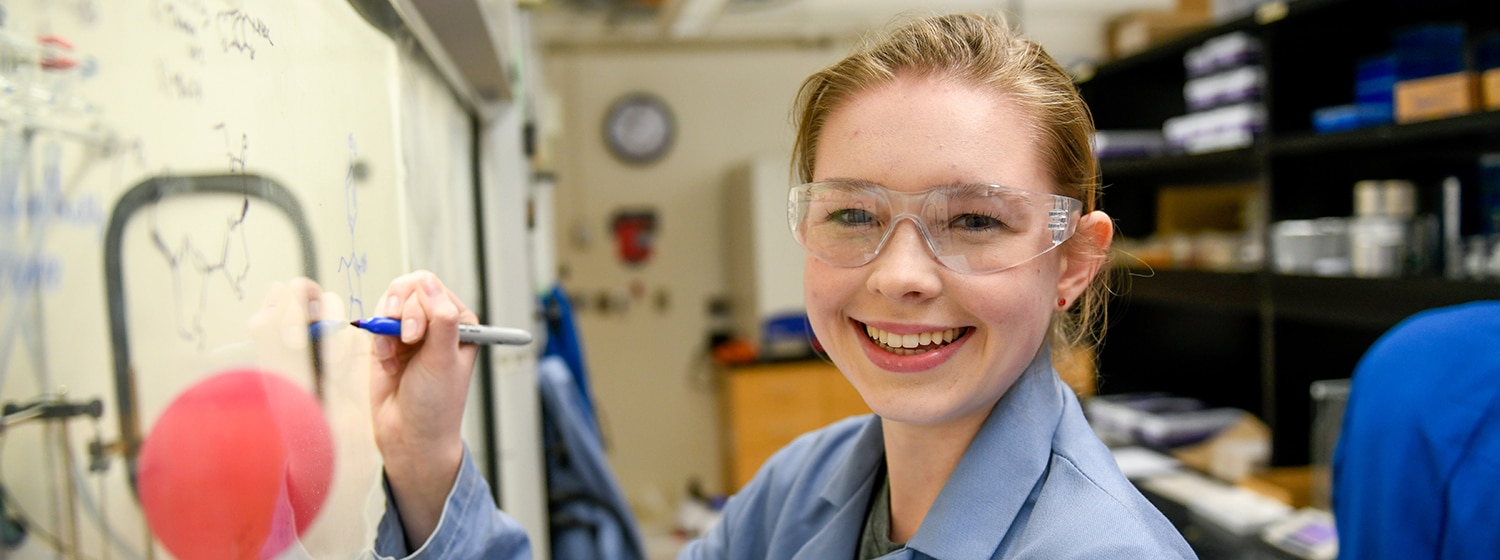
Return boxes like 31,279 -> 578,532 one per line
791,12 -> 1113,379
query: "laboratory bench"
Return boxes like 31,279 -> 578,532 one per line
1139,482 -> 1325,560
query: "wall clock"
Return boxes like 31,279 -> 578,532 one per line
603,92 -> 675,165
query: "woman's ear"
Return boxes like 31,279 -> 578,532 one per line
1055,211 -> 1114,306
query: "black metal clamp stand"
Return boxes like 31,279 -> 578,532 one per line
0,392 -> 105,554
101,174 -> 318,495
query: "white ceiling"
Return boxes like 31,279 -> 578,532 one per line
535,0 -> 1176,47
710,0 -> 1177,21
531,0 -> 1182,68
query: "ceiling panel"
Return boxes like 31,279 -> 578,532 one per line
537,0 -> 1175,46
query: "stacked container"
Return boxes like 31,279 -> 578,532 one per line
1165,32 -> 1266,153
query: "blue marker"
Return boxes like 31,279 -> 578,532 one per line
349,317 -> 533,346
308,320 -> 341,341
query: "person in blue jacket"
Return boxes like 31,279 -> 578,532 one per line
368,12 -> 1195,559
1332,300 -> 1500,559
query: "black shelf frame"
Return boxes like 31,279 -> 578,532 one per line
1119,269 -> 1500,329
1271,110 -> 1500,157
1087,0 -> 1500,467
1078,0 -> 1353,85
1101,148 -> 1261,183
1269,274 -> 1500,328
1118,269 -> 1262,313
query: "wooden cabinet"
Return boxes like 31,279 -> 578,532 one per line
720,360 -> 871,492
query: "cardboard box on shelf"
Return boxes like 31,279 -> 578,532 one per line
1177,0 -> 1211,16
1105,9 -> 1212,61
1156,183 -> 1260,234
1394,71 -> 1482,124
1483,68 -> 1500,111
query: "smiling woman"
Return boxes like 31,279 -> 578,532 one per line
369,11 -> 1195,560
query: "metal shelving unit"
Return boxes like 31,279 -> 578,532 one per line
1082,0 -> 1500,466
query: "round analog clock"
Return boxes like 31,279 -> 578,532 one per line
603,93 -> 675,165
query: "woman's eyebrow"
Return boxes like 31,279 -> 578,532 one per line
818,177 -> 883,188
943,182 -> 1026,197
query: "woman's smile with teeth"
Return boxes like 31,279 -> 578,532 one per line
864,324 -> 968,355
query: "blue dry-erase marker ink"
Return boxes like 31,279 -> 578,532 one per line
308,320 -> 343,341
350,317 -> 403,336
349,317 -> 533,346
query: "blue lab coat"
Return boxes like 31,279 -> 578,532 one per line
373,349 -> 1194,559
372,445 -> 531,560
537,356 -> 645,559
1333,301 -> 1500,560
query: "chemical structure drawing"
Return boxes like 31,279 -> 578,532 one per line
215,10 -> 274,60
145,124 -> 254,348
215,122 -> 247,173
148,194 -> 252,347
0,141 -> 103,297
151,1 -> 273,64
338,134 -> 369,320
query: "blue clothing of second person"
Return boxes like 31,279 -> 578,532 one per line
373,349 -> 1195,559
1332,301 -> 1500,560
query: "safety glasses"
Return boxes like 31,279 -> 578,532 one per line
788,180 -> 1083,274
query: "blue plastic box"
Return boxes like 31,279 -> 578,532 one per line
1313,103 -> 1393,134
1355,54 -> 1396,105
1394,23 -> 1466,80
1478,32 -> 1500,71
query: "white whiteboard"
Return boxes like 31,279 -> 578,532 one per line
0,0 -> 522,558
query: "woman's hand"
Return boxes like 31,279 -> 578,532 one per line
247,277 -> 343,385
368,270 -> 479,548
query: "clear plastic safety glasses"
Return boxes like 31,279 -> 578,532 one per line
788,180 -> 1084,274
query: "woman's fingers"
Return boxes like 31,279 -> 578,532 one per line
452,288 -> 479,327
400,291 -> 429,344
372,270 -> 480,367
287,277 -> 324,320
415,274 -> 460,350
374,272 -> 422,361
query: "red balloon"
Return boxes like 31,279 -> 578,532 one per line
138,369 -> 334,560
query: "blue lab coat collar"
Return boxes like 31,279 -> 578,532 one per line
808,348 -> 1062,559
797,403 -> 886,559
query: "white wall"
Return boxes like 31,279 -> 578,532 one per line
543,40 -> 846,527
